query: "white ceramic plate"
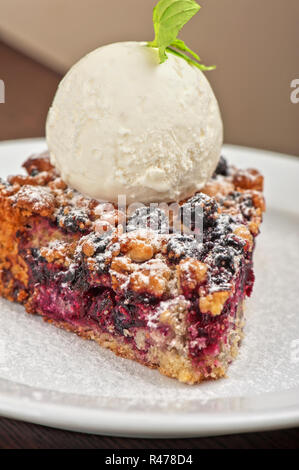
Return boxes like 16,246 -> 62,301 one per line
0,138 -> 298,438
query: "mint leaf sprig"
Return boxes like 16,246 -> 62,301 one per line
148,0 -> 215,71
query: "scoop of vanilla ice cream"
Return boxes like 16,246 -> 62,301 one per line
46,41 -> 223,204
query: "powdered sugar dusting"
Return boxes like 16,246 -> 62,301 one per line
0,209 -> 298,414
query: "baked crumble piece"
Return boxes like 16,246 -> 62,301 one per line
0,153 -> 265,384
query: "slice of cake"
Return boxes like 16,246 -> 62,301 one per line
0,153 -> 265,384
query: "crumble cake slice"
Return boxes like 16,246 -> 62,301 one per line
0,154 -> 265,384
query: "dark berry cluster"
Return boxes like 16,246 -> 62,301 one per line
113,303 -> 138,334
88,289 -> 115,327
211,245 -> 236,273
213,155 -> 229,177
225,191 -> 254,221
181,193 -> 219,232
56,207 -> 89,233
27,248 -> 56,284
206,214 -> 234,242
90,232 -> 114,274
87,232 -> 112,255
30,168 -> 40,177
67,263 -> 91,291
126,206 -> 168,234
166,234 -> 203,262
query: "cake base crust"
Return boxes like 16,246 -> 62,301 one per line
39,300 -> 244,385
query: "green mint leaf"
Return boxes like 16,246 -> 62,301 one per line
167,47 -> 216,71
149,0 -> 200,63
170,38 -> 200,61
148,0 -> 214,70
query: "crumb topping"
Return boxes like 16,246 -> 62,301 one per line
0,152 -> 265,315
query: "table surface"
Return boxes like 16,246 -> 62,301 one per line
0,40 -> 298,450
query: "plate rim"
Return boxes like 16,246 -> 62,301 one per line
0,378 -> 299,438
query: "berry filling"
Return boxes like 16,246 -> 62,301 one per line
22,221 -> 254,369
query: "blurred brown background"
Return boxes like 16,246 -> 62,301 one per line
0,0 -> 298,155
